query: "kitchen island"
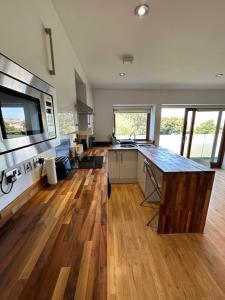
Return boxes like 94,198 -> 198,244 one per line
109,145 -> 215,234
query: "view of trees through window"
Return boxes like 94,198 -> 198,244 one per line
114,112 -> 148,140
160,117 -> 218,135
160,117 -> 183,135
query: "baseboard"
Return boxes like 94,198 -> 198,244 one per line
0,176 -> 47,229
110,178 -> 137,184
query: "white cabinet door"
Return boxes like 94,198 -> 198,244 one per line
108,150 -> 120,180
137,152 -> 142,185
137,152 -> 146,193
119,150 -> 137,180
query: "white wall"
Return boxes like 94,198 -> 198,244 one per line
0,0 -> 93,210
0,0 -> 93,112
93,88 -> 225,143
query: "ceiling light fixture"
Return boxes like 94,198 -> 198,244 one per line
134,4 -> 149,17
119,72 -> 126,77
216,73 -> 224,78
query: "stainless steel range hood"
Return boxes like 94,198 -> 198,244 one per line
76,100 -> 94,114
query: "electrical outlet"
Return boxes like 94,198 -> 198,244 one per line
33,157 -> 45,168
5,168 -> 22,181
24,161 -> 32,173
33,158 -> 40,168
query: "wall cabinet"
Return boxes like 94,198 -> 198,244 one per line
108,150 -> 137,183
137,152 -> 146,194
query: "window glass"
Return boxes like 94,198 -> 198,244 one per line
159,108 -> 185,154
115,112 -> 148,140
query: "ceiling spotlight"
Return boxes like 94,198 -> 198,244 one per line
119,72 -> 126,77
134,4 -> 149,17
216,73 -> 224,78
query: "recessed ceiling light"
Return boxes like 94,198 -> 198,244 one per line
134,4 -> 149,17
119,72 -> 126,77
216,73 -> 224,78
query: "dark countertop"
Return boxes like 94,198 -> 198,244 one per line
109,144 -> 214,173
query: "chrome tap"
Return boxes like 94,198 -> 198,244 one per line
129,132 -> 136,143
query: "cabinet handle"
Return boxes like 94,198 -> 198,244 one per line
121,151 -> 123,163
45,27 -> 56,75
143,163 -> 146,173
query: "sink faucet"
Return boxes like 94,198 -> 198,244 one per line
129,132 -> 136,143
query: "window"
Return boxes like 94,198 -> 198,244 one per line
159,108 -> 185,154
114,108 -> 150,140
159,106 -> 225,167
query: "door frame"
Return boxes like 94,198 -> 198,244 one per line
180,108 -> 197,158
211,117 -> 225,168
180,108 -> 225,168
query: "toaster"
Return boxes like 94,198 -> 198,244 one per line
55,157 -> 72,180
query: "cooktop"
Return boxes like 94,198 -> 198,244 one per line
78,156 -> 103,169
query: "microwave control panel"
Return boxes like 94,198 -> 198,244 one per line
44,95 -> 56,139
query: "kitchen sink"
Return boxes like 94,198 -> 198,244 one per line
119,144 -> 136,148
138,144 -> 154,148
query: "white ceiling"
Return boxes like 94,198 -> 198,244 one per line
52,0 -> 225,89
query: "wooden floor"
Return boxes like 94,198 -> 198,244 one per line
108,170 -> 225,300
0,148 -> 108,300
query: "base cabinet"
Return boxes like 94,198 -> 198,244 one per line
108,150 -> 137,183
108,151 -> 120,181
137,152 -> 146,194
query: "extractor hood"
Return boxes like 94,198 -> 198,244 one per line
75,100 -> 94,114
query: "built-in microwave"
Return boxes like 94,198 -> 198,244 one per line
0,85 -> 56,154
0,53 -> 58,171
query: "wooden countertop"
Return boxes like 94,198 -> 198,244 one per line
0,148 -> 108,299
109,144 -> 214,173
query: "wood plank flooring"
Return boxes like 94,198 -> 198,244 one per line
108,170 -> 225,300
0,149 -> 108,300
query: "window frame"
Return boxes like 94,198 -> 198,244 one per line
113,111 -> 150,141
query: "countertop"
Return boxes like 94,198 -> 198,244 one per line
0,147 -> 108,299
108,144 -> 214,173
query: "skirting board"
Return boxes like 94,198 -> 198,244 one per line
0,176 -> 47,229
110,178 -> 137,184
